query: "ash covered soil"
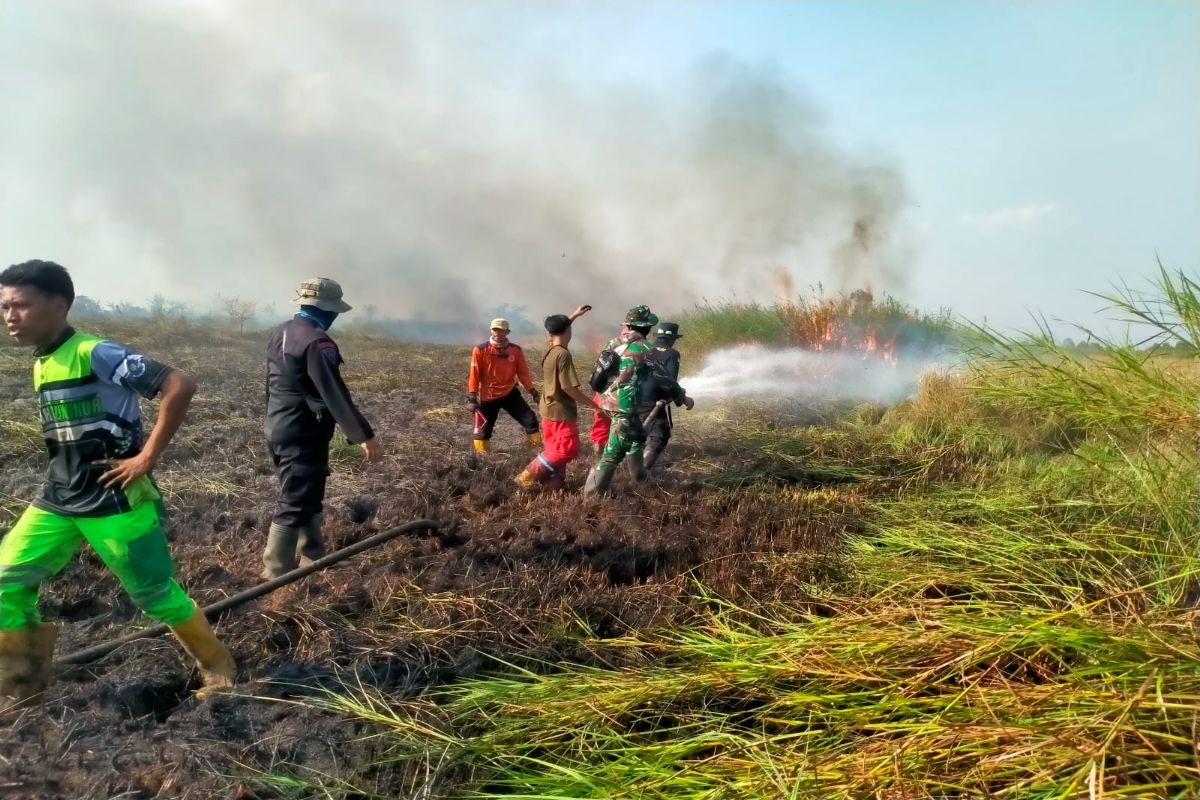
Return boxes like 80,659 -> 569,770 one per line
0,325 -> 893,799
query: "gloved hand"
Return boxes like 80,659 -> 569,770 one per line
683,396 -> 695,411
529,387 -> 540,404
467,392 -> 480,412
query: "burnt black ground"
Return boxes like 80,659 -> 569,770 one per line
0,324 -> 885,799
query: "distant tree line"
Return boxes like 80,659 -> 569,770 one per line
69,294 -> 538,344
72,294 -> 275,335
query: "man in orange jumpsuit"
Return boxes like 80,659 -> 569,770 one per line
467,318 -> 541,453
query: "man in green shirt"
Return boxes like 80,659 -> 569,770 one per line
0,260 -> 234,709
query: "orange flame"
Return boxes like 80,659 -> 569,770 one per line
780,289 -> 901,365
881,336 -> 898,367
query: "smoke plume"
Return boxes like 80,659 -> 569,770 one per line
0,2 -> 910,332
684,346 -> 944,406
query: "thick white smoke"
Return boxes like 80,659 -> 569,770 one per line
0,1 -> 910,331
683,345 -> 944,405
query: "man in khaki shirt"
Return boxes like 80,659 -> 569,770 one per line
515,305 -> 604,490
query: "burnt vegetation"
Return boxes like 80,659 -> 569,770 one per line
0,321 -> 890,799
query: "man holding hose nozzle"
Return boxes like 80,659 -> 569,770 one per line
584,306 -> 694,496
639,322 -> 686,471
262,278 -> 382,580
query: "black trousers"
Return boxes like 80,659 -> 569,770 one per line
270,438 -> 331,527
474,388 -> 538,440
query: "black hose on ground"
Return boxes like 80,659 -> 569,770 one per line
54,518 -> 440,668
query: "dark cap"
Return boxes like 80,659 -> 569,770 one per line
654,322 -> 682,339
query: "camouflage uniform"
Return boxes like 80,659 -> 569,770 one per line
585,306 -> 687,494
596,329 -> 655,467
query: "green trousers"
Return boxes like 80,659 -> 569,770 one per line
0,499 -> 197,630
597,413 -> 646,472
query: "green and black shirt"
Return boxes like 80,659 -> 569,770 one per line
32,327 -> 173,517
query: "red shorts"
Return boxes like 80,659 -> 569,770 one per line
541,419 -> 581,466
590,394 -> 611,446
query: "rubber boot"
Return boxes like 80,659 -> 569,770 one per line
473,439 -> 490,453
29,624 -> 58,694
545,467 -> 567,492
583,465 -> 616,496
525,431 -> 543,447
297,514 -> 326,568
170,609 -> 235,699
628,451 -> 648,482
0,628 -> 42,710
515,455 -> 551,489
262,522 -> 300,579
643,442 -> 665,471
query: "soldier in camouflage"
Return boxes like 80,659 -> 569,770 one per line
583,306 -> 694,495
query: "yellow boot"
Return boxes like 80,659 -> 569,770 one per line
525,432 -> 543,447
0,627 -> 37,710
170,609 -> 235,699
29,623 -> 57,692
0,623 -> 56,712
473,439 -> 490,453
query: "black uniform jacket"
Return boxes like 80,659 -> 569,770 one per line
265,317 -> 374,446
638,347 -> 685,415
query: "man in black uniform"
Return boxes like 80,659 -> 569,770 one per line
639,322 -> 685,472
262,278 -> 382,579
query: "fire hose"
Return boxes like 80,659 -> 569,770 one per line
642,400 -> 667,426
54,518 -> 440,668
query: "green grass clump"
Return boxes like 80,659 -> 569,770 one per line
317,602 -> 1199,798
675,300 -> 789,355
676,289 -> 957,362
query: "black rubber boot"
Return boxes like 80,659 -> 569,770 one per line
583,466 -> 616,495
643,442 -> 665,471
628,452 -> 647,482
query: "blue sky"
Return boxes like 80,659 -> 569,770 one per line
1,1 -> 1196,332
502,0 -> 1200,327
